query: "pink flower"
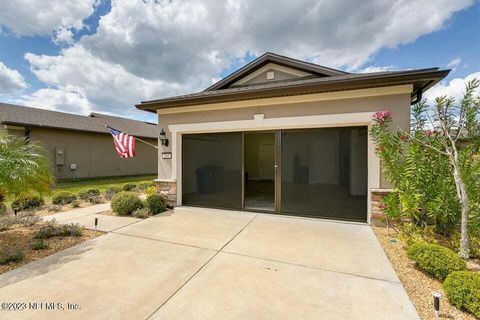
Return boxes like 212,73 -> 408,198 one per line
425,130 -> 433,137
378,203 -> 386,210
373,111 -> 393,124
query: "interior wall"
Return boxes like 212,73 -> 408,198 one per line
244,133 -> 275,180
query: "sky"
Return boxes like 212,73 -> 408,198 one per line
0,0 -> 479,123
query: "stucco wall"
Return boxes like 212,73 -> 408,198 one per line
24,127 -> 157,180
156,92 -> 411,190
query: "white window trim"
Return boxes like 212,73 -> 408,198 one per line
169,111 -> 379,224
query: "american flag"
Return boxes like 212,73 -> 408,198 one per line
108,127 -> 136,158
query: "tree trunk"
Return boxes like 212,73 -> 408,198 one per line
446,145 -> 470,259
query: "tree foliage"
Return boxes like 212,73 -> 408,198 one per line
0,135 -> 53,200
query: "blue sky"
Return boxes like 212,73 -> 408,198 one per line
0,0 -> 478,123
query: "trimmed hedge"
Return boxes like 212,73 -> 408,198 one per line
122,183 -> 137,191
111,191 -> 143,215
407,242 -> 466,280
444,271 -> 480,318
145,194 -> 166,215
78,188 -> 101,200
52,191 -> 77,205
11,195 -> 44,211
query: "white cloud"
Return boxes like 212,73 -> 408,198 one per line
0,0 -> 98,43
0,62 -> 27,94
447,57 -> 462,68
358,65 -> 399,73
20,86 -> 93,115
424,72 -> 480,102
54,28 -> 75,45
21,0 -> 474,118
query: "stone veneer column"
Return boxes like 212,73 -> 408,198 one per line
155,179 -> 177,206
370,188 -> 393,220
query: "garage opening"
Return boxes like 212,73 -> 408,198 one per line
181,127 -> 367,221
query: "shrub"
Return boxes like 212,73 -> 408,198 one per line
47,205 -> 62,212
111,192 -> 143,215
132,208 -> 150,219
31,240 -> 48,250
105,186 -> 121,200
71,200 -> 81,208
0,216 -> 14,231
145,194 -> 166,215
138,181 -> 155,190
11,195 -> 44,211
0,247 -> 25,264
78,188 -> 101,201
51,191 -> 77,205
145,186 -> 157,198
0,202 -> 6,215
407,242 -> 466,280
35,221 -> 82,239
450,228 -> 480,259
14,212 -> 40,226
58,223 -> 83,237
398,223 -> 436,246
444,271 -> 480,318
122,183 -> 137,191
35,221 -> 58,239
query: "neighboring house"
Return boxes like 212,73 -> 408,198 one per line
0,103 -> 157,180
136,52 -> 449,223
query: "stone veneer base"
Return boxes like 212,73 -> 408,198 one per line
155,179 -> 177,206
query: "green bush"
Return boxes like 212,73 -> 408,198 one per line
145,186 -> 157,198
132,208 -> 150,219
105,186 -> 121,200
35,221 -> 58,239
145,194 -> 166,215
122,183 -> 137,191
407,242 -> 466,280
0,202 -> 6,215
398,223 -> 436,246
444,271 -> 480,318
11,195 -> 44,211
13,212 -> 40,226
31,240 -> 48,250
111,192 -> 143,215
35,221 -> 82,239
0,247 -> 25,264
71,200 -> 81,208
52,191 -> 77,205
78,188 -> 101,200
138,181 -> 155,190
58,223 -> 83,237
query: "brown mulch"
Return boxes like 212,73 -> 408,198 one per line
373,226 -> 477,320
34,200 -> 104,217
0,223 -> 101,275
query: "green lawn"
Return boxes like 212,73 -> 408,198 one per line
6,175 -> 156,206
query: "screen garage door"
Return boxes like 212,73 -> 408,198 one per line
182,132 -> 243,209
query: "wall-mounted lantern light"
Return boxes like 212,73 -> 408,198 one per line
159,129 -> 169,147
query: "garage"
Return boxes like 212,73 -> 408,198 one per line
181,126 -> 368,222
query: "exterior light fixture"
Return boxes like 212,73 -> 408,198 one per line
432,291 -> 441,320
159,129 -> 169,147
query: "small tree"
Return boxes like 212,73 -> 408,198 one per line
0,135 -> 53,201
418,79 -> 480,259
371,79 -> 479,259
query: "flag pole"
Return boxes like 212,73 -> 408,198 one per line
104,125 -> 158,149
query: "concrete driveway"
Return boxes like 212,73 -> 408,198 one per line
0,207 -> 418,320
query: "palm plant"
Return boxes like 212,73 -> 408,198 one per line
0,134 -> 53,202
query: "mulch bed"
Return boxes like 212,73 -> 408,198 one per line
0,223 -> 100,275
373,226 -> 477,320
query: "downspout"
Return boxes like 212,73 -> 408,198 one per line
411,80 -> 434,105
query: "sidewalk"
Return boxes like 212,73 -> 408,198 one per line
43,203 -> 142,232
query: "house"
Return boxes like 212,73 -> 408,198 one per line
136,52 -> 449,223
0,103 -> 157,180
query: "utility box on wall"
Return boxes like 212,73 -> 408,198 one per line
55,148 -> 65,165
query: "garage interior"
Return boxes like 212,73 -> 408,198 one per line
182,126 -> 368,222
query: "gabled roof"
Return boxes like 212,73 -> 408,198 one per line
0,103 -> 157,139
137,67 -> 450,113
205,52 -> 349,91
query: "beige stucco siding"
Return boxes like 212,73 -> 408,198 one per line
156,92 -> 411,190
28,128 -> 157,180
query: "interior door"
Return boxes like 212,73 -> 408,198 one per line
258,144 -> 275,180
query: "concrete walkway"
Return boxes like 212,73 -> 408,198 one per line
42,203 -> 141,232
0,207 -> 419,320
